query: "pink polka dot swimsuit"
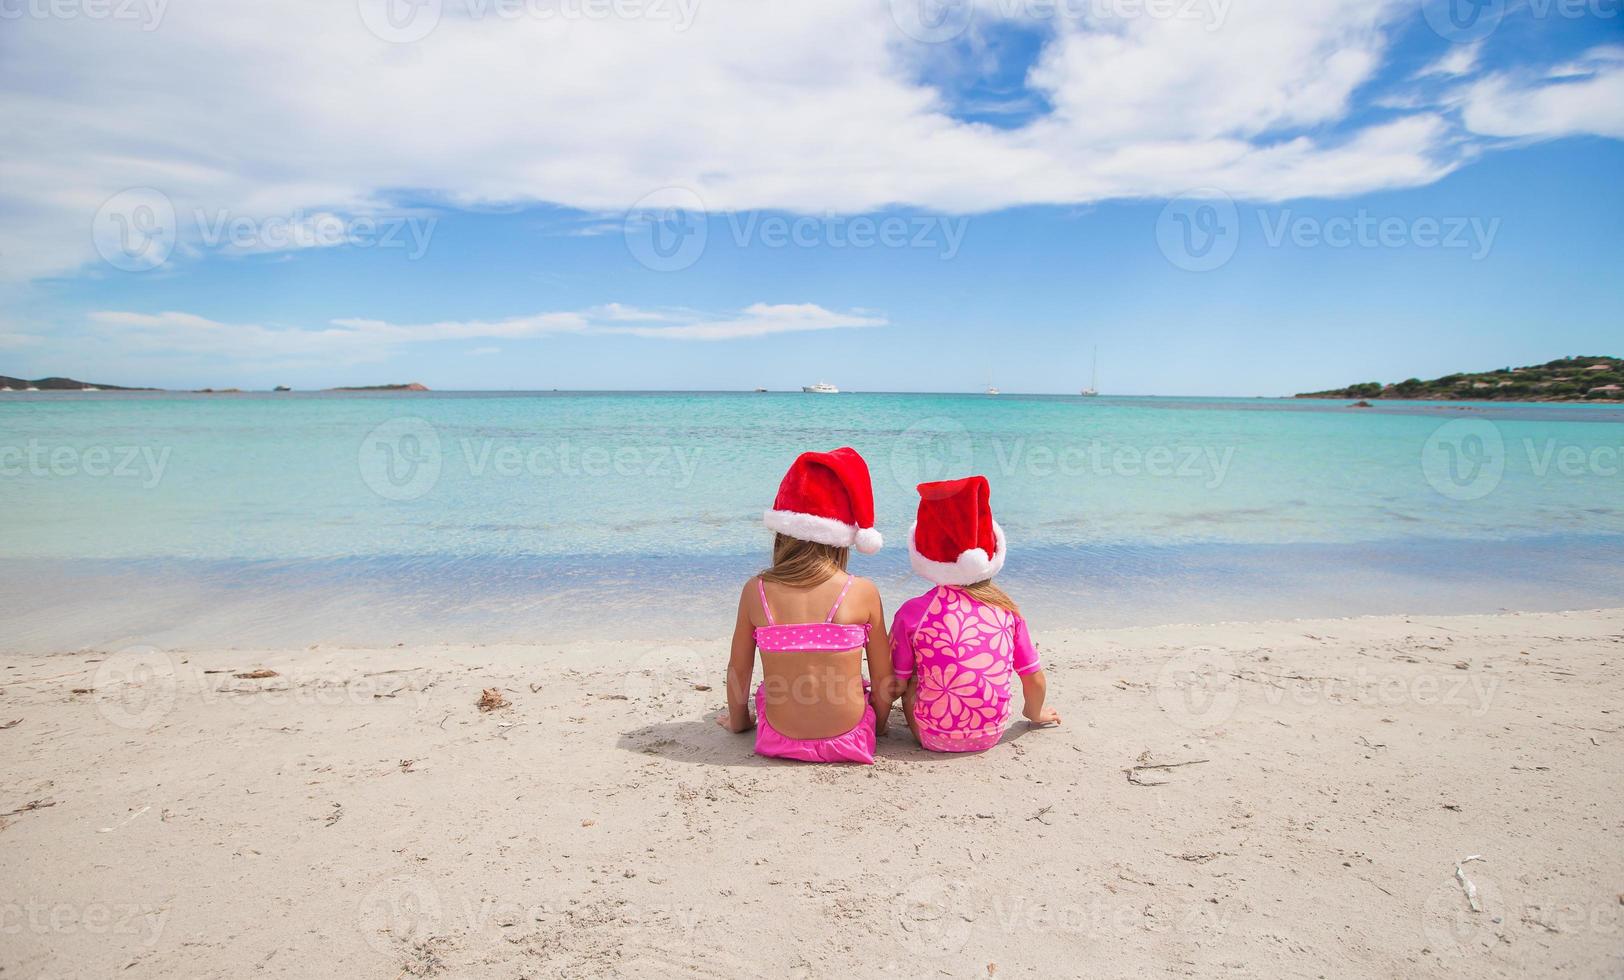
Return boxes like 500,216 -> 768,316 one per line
750,576 -> 876,764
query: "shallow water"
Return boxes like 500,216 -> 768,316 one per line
3,390 -> 1621,650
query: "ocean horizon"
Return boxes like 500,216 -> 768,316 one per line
3,389 -> 1621,651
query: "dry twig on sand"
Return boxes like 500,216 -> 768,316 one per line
2,799 -> 58,818
1125,758 -> 1209,787
235,669 -> 279,679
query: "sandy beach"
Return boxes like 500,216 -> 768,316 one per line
2,607 -> 1620,978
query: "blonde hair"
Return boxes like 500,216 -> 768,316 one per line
760,533 -> 849,588
960,579 -> 1020,615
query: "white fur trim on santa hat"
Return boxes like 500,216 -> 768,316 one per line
763,509 -> 883,554
907,520 -> 1007,586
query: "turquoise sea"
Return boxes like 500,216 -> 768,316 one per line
2,390 -> 1621,651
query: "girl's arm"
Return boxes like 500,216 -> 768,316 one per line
717,581 -> 757,733
1020,669 -> 1060,726
1013,614 -> 1059,726
859,580 -> 894,736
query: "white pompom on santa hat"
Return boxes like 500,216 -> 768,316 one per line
763,446 -> 883,554
908,475 -> 1007,586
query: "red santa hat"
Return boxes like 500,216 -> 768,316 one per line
763,447 -> 883,554
908,475 -> 1007,586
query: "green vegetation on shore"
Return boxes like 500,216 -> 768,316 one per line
1296,356 -> 1623,402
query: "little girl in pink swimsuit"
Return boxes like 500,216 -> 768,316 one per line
892,475 -> 1059,752
716,447 -> 894,764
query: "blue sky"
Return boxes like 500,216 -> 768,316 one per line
1,0 -> 1620,395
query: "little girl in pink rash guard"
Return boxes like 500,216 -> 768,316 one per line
891,475 -> 1059,752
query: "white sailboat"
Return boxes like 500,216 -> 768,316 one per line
802,381 -> 839,394
985,379 -> 1000,395
1080,346 -> 1100,397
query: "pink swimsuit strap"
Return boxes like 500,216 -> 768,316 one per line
754,576 -> 870,653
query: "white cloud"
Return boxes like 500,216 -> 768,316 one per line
1415,41 -> 1482,79
0,2 -> 1617,284
1456,47 -> 1624,141
77,303 -> 885,363
598,303 -> 885,340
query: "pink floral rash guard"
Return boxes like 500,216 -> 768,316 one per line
889,586 -> 1042,752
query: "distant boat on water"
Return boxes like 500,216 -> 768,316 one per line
986,385 -> 1000,396
1080,345 -> 1100,397
753,387 -> 767,393
802,382 -> 839,394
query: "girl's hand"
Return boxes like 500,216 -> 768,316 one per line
1024,706 -> 1061,727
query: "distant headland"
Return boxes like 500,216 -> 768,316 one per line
1,376 -> 430,393
1296,356 -> 1622,402
0,375 -> 155,391
327,383 -> 431,392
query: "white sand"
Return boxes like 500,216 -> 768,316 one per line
2,608 -> 1621,978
